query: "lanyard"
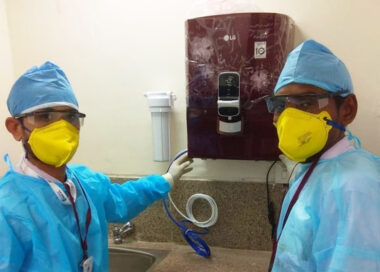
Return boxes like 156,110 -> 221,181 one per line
63,174 -> 92,263
268,155 -> 321,271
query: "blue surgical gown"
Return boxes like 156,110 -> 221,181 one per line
0,164 -> 170,272
272,149 -> 380,271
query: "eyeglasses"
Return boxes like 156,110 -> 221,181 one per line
265,91 -> 348,115
15,110 -> 86,128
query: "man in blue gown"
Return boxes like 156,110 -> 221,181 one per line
0,61 -> 192,271
268,40 -> 380,271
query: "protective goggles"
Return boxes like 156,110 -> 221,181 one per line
15,110 -> 86,128
265,91 -> 348,114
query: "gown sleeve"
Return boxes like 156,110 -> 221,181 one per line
103,175 -> 171,223
69,165 -> 171,223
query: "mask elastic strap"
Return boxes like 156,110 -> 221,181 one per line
16,118 -> 37,160
3,154 -> 14,171
17,118 -> 32,133
324,118 -> 346,132
324,118 -> 362,149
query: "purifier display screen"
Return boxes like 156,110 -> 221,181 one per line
218,73 -> 239,99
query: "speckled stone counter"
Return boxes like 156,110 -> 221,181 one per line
110,177 -> 287,251
109,240 -> 272,272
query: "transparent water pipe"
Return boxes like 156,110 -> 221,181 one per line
144,91 -> 176,161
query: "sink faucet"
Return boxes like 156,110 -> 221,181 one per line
113,222 -> 134,244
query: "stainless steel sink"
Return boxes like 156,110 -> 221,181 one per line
109,246 -> 169,272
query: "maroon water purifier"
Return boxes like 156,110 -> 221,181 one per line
186,13 -> 294,160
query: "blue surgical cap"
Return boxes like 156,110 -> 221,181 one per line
7,61 -> 78,116
274,40 -> 353,96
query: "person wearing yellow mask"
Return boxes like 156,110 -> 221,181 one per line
266,40 -> 380,271
0,62 -> 193,272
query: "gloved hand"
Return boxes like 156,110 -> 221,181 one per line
162,152 -> 193,187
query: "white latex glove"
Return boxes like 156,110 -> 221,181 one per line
162,152 -> 193,187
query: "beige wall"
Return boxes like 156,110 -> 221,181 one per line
1,0 -> 379,181
0,0 -> 19,174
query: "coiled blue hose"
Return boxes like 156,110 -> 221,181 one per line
162,150 -> 211,258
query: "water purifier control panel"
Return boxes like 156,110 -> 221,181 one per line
217,72 -> 241,134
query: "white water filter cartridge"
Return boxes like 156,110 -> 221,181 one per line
145,92 -> 176,161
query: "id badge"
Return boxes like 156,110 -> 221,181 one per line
81,256 -> 93,272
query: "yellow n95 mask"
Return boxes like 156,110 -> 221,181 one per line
274,108 -> 333,162
28,119 -> 79,167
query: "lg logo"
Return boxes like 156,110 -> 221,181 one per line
223,34 -> 236,41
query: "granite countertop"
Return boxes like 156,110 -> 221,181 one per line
109,240 -> 272,272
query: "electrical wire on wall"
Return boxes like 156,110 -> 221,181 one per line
266,160 -> 278,239
162,150 -> 218,258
